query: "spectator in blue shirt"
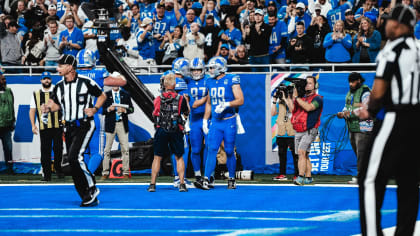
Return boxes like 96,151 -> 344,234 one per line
175,2 -> 203,32
323,20 -> 352,62
264,0 -> 284,23
154,2 -> 176,64
139,0 -> 155,19
58,15 -> 83,57
136,17 -> 156,68
220,15 -> 242,50
268,13 -> 288,65
354,0 -> 379,23
352,16 -> 381,63
326,0 -> 352,29
288,2 -> 312,37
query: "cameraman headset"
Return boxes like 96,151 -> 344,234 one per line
284,76 -> 323,185
271,83 -> 299,181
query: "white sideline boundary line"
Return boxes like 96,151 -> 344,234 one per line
0,227 -> 315,234
0,208 -> 358,214
0,183 -> 398,188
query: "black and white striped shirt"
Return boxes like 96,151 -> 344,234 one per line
375,36 -> 420,110
52,74 -> 103,122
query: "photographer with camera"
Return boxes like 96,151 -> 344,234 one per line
271,83 -> 299,181
284,76 -> 323,185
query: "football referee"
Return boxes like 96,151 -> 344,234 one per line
41,54 -> 106,207
357,5 -> 420,236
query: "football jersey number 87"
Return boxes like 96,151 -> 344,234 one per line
210,87 -> 226,105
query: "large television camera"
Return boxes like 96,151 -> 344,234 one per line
273,78 -> 307,100
78,2 -> 155,122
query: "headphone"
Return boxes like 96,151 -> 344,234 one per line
307,76 -> 319,89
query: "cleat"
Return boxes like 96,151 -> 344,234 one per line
193,176 -> 205,189
294,176 -> 304,186
80,187 -> 100,206
173,177 -> 180,188
179,183 -> 188,192
293,176 -> 298,181
147,184 -> 156,192
80,198 -> 99,207
304,177 -> 314,185
272,175 -> 288,181
201,177 -> 210,190
208,176 -> 215,188
227,178 -> 236,189
184,178 -> 194,188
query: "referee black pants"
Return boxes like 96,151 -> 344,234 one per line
359,111 -> 420,236
65,119 -> 96,200
40,127 -> 63,179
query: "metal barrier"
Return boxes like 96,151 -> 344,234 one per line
0,63 -> 376,76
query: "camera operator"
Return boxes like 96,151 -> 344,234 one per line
271,84 -> 299,181
284,76 -> 323,185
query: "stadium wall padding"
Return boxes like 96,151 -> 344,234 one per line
0,72 -> 375,175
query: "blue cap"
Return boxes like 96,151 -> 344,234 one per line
221,44 -> 229,49
220,0 -> 230,6
41,71 -> 52,80
191,2 -> 202,8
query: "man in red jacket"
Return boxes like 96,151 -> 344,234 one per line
285,76 -> 323,185
148,72 -> 190,192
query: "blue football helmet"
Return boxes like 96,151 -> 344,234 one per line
206,56 -> 227,78
76,49 -> 96,68
189,57 -> 205,81
172,57 -> 190,77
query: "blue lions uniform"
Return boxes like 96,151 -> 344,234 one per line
185,75 -> 208,175
205,73 -> 240,180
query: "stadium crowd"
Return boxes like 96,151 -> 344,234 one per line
0,0 -> 419,72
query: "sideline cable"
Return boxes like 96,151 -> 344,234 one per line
319,114 -> 349,160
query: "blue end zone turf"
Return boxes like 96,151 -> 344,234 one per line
0,184 -> 417,235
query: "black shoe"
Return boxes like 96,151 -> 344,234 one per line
40,177 -> 51,182
80,197 -> 99,207
201,177 -> 210,190
208,176 -> 215,188
81,187 -> 100,206
147,184 -> 156,192
228,178 -> 236,189
193,176 -> 204,189
179,183 -> 188,192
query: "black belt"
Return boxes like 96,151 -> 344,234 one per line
65,118 -> 92,127
116,120 -> 123,122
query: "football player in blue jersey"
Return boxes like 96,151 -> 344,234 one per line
202,56 -> 244,189
171,58 -> 193,188
186,58 -> 208,189
76,49 -> 110,174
